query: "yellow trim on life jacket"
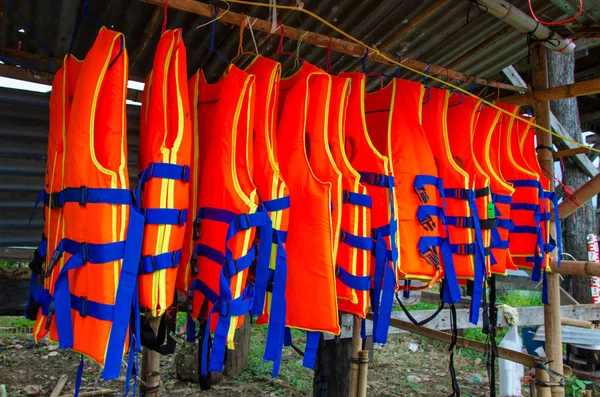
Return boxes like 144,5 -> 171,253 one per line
484,111 -> 515,193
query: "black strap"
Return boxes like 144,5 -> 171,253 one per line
28,249 -> 45,276
395,288 -> 445,326
197,298 -> 212,391
140,292 -> 178,355
448,304 -> 461,397
475,186 -> 491,198
487,275 -> 498,397
313,334 -> 328,397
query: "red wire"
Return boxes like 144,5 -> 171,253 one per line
528,0 -> 583,26
326,36 -> 333,73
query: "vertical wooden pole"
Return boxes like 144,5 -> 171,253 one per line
141,316 -> 162,397
531,43 -> 564,397
356,350 -> 369,397
349,316 -> 362,397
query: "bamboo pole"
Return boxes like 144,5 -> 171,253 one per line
550,260 -> 600,276
532,42 -> 564,397
560,318 -> 594,329
553,147 -> 590,159
357,350 -> 369,397
141,316 -> 162,397
558,173 -> 600,219
141,0 -> 524,93
349,316 -> 362,397
501,77 -> 600,106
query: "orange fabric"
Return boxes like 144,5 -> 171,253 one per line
340,72 -> 398,296
422,87 -> 475,279
33,55 -> 83,342
446,95 -> 492,276
138,29 -> 191,315
277,63 -> 340,334
60,28 -> 130,366
363,78 -> 446,285
328,75 -> 371,318
190,66 -> 257,342
242,56 -> 289,325
496,104 -> 540,268
518,120 -> 552,271
472,105 -> 515,274
177,70 -> 224,294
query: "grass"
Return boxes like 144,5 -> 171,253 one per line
0,316 -> 34,330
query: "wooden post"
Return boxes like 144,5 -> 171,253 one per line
356,350 -> 369,397
531,42 -> 564,397
349,317 -> 362,397
223,313 -> 252,376
141,316 -> 162,397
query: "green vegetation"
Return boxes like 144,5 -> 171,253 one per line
0,316 -> 34,330
564,374 -> 594,396
497,290 -> 543,307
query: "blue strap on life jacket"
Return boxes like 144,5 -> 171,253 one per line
49,186 -> 133,207
51,190 -> 144,380
416,205 -> 446,228
342,190 -> 372,208
303,331 -> 322,369
336,266 -> 371,291
340,229 -> 375,251
359,171 -> 398,344
413,175 -> 444,203
142,208 -> 187,226
417,236 -> 461,304
491,193 -> 512,205
29,189 -> 47,226
262,195 -> 291,212
543,191 -> 562,268
139,249 -> 182,274
192,206 -> 276,374
25,237 -> 48,320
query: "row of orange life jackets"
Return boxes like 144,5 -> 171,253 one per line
25,27 -> 561,383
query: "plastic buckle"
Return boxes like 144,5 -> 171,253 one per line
223,258 -> 238,277
335,265 -> 341,277
191,252 -> 199,277
339,230 -> 347,243
420,247 -> 440,267
178,209 -> 187,226
343,190 -> 351,204
236,213 -> 251,230
79,297 -> 88,318
49,192 -> 61,209
171,251 -> 179,267
44,249 -> 62,278
218,300 -> 230,317
45,301 -> 54,330
192,218 -> 202,240
78,186 -> 88,206
420,216 -> 436,232
149,255 -> 156,272
80,242 -> 89,262
415,187 -> 429,203
148,163 -> 156,179
181,165 -> 190,182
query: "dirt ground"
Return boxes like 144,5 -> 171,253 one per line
0,320 -> 499,397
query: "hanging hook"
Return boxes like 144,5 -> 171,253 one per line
326,36 -> 333,73
361,48 -> 369,74
293,29 -> 305,69
161,0 -> 169,34
448,90 -> 464,108
422,63 -> 431,86
469,75 -> 477,94
68,0 -> 102,57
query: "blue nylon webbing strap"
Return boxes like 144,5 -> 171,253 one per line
25,238 -> 48,319
342,190 -> 372,208
262,196 -> 290,212
192,206 -> 274,374
194,243 -> 256,277
139,249 -> 182,274
509,179 -> 543,190
74,355 -> 84,397
340,230 -> 374,251
511,203 -> 540,211
417,236 -> 461,304
261,226 -> 287,377
53,203 -> 144,380
413,175 -> 444,203
512,226 -> 539,234
29,189 -> 47,225
497,218 -> 515,231
69,294 -> 114,321
135,163 -> 190,203
303,331 -> 321,369
143,208 -> 187,226
54,187 -> 133,207
491,193 -> 512,205
544,191 -> 562,268
336,266 -> 371,291
416,205 -> 446,225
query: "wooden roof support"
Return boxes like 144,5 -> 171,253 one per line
551,260 -> 600,277
558,172 -> 600,219
501,77 -> 600,105
141,0 -> 525,92
553,147 -> 590,159
130,6 -> 163,69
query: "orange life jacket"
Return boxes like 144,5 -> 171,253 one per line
244,55 -> 289,375
137,29 -> 191,316
422,87 -> 487,324
329,75 -> 373,318
471,105 -> 515,274
277,62 -> 341,340
187,66 -> 274,375
517,119 -> 561,293
362,78 -> 460,304
44,28 -> 144,380
27,55 -> 83,343
496,105 -> 545,272
341,72 -> 399,343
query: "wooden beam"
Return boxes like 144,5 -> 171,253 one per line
558,173 -> 600,219
532,42 -> 564,397
141,0 -> 525,93
553,147 -> 590,159
550,259 -> 600,277
502,66 -> 597,178
501,77 -> 600,105
0,64 -> 144,103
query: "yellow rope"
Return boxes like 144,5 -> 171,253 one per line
222,0 -> 599,154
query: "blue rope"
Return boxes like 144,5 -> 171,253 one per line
201,6 -> 230,68
361,49 -> 369,73
68,0 -> 103,56
5,0 -> 53,72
